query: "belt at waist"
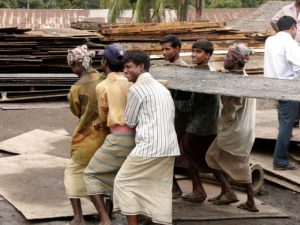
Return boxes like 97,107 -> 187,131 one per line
110,125 -> 135,134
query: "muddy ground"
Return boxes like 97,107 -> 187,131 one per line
0,105 -> 300,225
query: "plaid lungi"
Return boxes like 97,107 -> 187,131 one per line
83,133 -> 135,196
113,155 -> 175,225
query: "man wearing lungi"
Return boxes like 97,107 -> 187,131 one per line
83,44 -> 135,225
113,50 -> 180,225
65,44 -> 108,225
179,39 -> 219,203
159,34 -> 190,199
206,44 -> 258,212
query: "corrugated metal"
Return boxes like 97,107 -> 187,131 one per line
0,8 -> 254,30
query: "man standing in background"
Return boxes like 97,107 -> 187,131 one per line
265,16 -> 300,170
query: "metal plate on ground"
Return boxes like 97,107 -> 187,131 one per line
0,129 -> 70,157
174,180 -> 288,221
251,151 -> 300,192
0,153 -> 97,220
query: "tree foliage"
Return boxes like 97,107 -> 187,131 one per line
209,0 -> 242,8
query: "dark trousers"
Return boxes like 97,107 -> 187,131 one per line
274,101 -> 299,166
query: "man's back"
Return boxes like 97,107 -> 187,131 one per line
264,31 -> 300,79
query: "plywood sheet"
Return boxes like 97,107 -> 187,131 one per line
0,154 -> 96,220
0,129 -> 70,156
174,180 -> 288,221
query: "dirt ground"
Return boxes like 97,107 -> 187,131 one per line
1,105 -> 300,225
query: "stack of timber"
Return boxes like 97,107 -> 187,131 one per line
83,21 -> 265,74
0,27 -> 105,102
97,21 -> 267,55
0,27 -> 103,73
0,73 -> 77,102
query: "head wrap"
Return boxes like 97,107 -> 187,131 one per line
67,44 -> 95,70
225,44 -> 252,65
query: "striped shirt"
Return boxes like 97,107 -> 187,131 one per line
125,72 -> 180,157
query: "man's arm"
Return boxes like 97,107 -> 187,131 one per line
68,86 -> 81,118
271,8 -> 284,32
286,41 -> 300,79
125,88 -> 142,127
96,84 -> 108,125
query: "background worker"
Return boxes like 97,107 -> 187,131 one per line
265,16 -> 300,170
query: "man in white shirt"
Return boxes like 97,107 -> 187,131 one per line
271,0 -> 300,44
113,50 -> 180,225
264,15 -> 300,170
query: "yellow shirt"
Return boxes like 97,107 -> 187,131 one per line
68,69 -> 108,165
96,72 -> 131,128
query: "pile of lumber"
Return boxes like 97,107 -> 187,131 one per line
0,27 -> 106,102
97,21 -> 267,55
0,73 -> 77,102
0,27 -> 103,73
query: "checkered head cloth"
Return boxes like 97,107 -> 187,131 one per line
67,44 -> 95,70
225,43 -> 252,65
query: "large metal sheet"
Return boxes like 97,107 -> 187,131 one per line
0,129 -> 70,157
0,154 -> 96,220
174,180 -> 287,221
150,66 -> 300,101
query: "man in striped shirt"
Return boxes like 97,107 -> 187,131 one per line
113,50 -> 180,225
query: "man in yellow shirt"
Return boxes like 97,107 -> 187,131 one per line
65,44 -> 108,225
84,44 -> 135,225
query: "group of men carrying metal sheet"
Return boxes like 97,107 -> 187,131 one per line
63,1 -> 300,224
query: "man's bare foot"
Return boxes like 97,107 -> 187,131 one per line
182,192 -> 206,203
99,219 -> 113,225
68,218 -> 86,225
237,201 -> 259,212
212,193 -> 239,205
172,189 -> 182,199
208,192 -> 223,202
172,181 -> 183,199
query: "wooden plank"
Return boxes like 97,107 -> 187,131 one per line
150,66 -> 300,101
